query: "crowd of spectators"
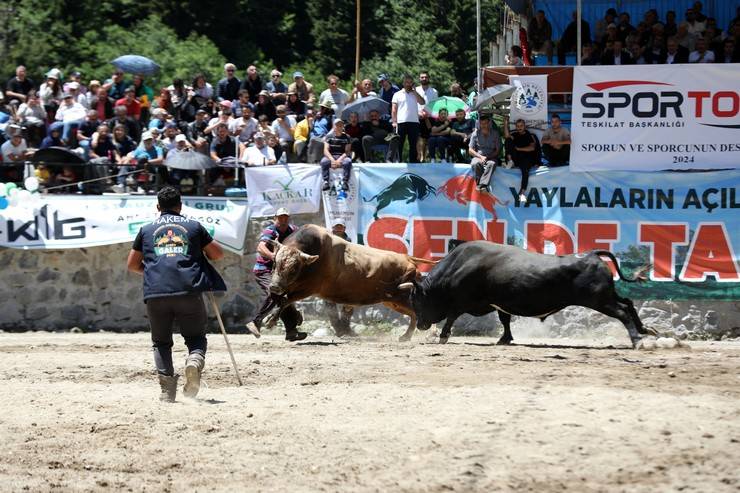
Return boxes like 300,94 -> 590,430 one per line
522,2 -> 740,65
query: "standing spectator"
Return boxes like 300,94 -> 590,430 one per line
504,117 -> 538,204
468,115 -> 501,192
675,22 -> 697,52
5,65 -> 35,105
666,37 -> 690,63
39,69 -> 63,119
307,101 -> 334,164
360,109 -> 399,162
377,74 -> 399,106
241,133 -> 276,166
558,12 -> 592,64
288,71 -> 316,106
601,40 -> 634,65
449,109 -> 474,162
55,93 -> 87,145
665,10 -> 679,37
265,69 -> 288,104
109,104 -> 142,142
690,36 -> 715,62
617,12 -> 635,43
271,105 -> 296,162
417,110 -> 432,163
594,8 -> 618,43
216,63 -> 241,102
392,74 -> 425,163
528,10 -> 554,64
254,90 -> 277,122
115,86 -> 142,120
16,91 -> 46,146
286,91 -> 307,119
240,65 -> 262,103
427,108 -> 452,162
319,75 -> 350,116
693,1 -> 707,23
540,114 -> 571,167
415,71 -> 438,105
84,81 -> 101,109
103,70 -> 128,101
232,89 -> 254,118
685,8 -> 706,36
449,82 -> 466,99
320,119 -> 352,191
348,78 -> 377,103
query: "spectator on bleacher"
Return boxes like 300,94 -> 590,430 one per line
187,109 -> 210,154
229,105 -> 259,153
601,39 -> 634,65
112,124 -> 136,164
161,123 -> 180,153
216,63 -> 241,103
664,10 -> 678,37
288,72 -> 316,106
6,65 -> 34,105
133,75 -> 155,117
505,46 -> 525,66
415,71 -> 438,105
361,109 -> 398,162
232,89 -> 254,118
66,81 -> 88,109
271,104 -> 296,162
541,114 -> 570,167
148,106 -> 168,132
665,37 -> 690,63
581,43 -> 601,65
692,2 -> 707,24
55,92 -> 87,145
449,82 -> 465,99
557,11 -> 591,65
265,70 -> 288,105
503,117 -> 538,204
92,86 -> 114,121
40,124 -> 64,149
377,74 -> 399,106
308,100 -> 334,163
192,73 -> 213,100
392,74 -> 425,163
65,72 -> 85,95
718,38 -> 739,62
468,115 -> 500,193
675,22 -> 697,52
286,91 -> 307,119
685,9 -> 706,37
116,86 -> 142,120
614,12 -> 634,43
240,65 -> 262,104
16,91 -> 46,146
629,42 -> 647,64
77,109 -> 100,154
90,124 -> 118,162
428,108 -> 452,162
110,104 -> 142,142
594,8 -> 617,44
644,35 -> 668,64
210,123 -> 236,164
242,132 -> 276,166
39,69 -> 63,118
168,79 -> 194,122
704,25 -> 724,54
319,75 -> 350,116
320,119 -> 352,191
528,10 -> 553,65
2,131 -> 33,164
103,70 -> 128,101
254,90 -> 277,122
690,36 -> 715,62
293,108 -> 313,161
204,104 -> 232,136
257,114 -> 275,140
133,131 -> 164,179
449,108 -> 474,162
348,79 -> 377,103
153,87 -> 175,117
344,111 -> 364,161
600,22 -> 619,47
731,6 -> 740,31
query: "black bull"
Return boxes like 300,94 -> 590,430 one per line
364,173 -> 436,220
398,241 -> 657,348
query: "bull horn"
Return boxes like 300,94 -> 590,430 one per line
397,282 -> 414,292
299,252 -> 319,264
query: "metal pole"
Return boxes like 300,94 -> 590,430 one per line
476,0 -> 482,92
576,0 -> 582,65
355,0 -> 361,83
207,292 -> 244,386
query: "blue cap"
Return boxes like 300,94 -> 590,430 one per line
378,73 -> 389,81
293,71 -> 304,79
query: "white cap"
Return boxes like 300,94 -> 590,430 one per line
331,217 -> 346,227
141,131 -> 153,140
175,134 -> 187,142
275,207 -> 290,216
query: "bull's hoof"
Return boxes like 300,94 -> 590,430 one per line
438,336 -> 449,344
496,338 -> 513,346
644,326 -> 660,337
398,333 -> 413,342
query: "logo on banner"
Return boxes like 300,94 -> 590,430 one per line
363,173 -> 436,219
514,81 -> 545,115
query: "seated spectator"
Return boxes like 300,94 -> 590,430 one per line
115,86 -> 142,120
601,39 -> 634,65
231,89 -> 254,118
229,106 -> 259,154
153,87 -> 175,116
241,132 -> 276,166
360,109 -> 399,162
133,75 -> 155,121
449,109 -> 474,162
55,93 -> 87,145
704,25 -> 724,54
210,123 -> 237,164
161,123 -> 180,153
685,8 -> 706,37
93,86 -> 114,121
204,104 -> 233,136
6,65 -> 35,106
540,114 -> 570,167
147,107 -> 168,131
112,124 -> 137,188
293,109 -> 314,161
16,91 -> 47,146
1,131 -> 33,175
84,80 -> 101,109
377,74 -> 399,106
254,90 -> 276,121
286,91 -> 307,119
167,134 -> 198,190
308,101 -> 334,164
265,70 -> 288,105
240,65 -> 262,103
320,119 -> 352,191
468,115 -> 501,193
666,36 -> 690,63
110,104 -> 142,142
344,111 -> 364,161
257,114 -> 275,140
319,75 -> 350,115
39,69 -> 63,119
191,73 -> 214,100
89,124 -> 118,162
187,109 -> 210,153
528,10 -> 553,64
288,72 -> 316,106
718,38 -> 739,63
427,108 -> 452,162
558,11 -> 591,65
167,79 -> 192,121
103,70 -> 128,101
77,109 -> 101,155
66,81 -> 87,109
131,131 -> 165,189
503,117 -> 538,204
644,35 -> 667,63
581,43 -> 601,65
216,63 -> 241,102
271,104 -> 296,162
40,124 -> 65,149
690,36 -> 715,62
629,42 -> 646,64
675,22 -> 697,52
348,79 -> 377,103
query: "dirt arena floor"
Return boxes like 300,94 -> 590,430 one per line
1,331 -> 739,492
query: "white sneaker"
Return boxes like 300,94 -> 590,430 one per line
519,193 -> 527,204
111,184 -> 124,193
506,159 -> 515,169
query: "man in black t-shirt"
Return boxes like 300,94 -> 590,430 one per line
320,119 -> 353,191
6,65 -> 35,105
127,187 -> 225,402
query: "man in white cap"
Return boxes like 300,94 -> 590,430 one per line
246,208 -> 307,341
241,132 -> 276,165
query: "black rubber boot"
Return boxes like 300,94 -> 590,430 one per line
183,354 -> 205,398
158,374 -> 179,403
285,329 -> 308,341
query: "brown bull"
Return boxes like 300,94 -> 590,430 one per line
264,224 -> 434,341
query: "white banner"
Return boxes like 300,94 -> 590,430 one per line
509,74 -> 549,131
571,65 -> 740,172
0,196 -> 250,253
322,168 -> 360,242
245,163 -> 322,217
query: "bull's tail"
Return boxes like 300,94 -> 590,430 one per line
363,192 -> 379,203
408,256 -> 439,266
594,250 -> 650,283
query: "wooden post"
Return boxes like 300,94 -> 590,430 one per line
355,0 -> 361,83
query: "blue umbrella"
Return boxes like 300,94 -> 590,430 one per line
340,96 -> 390,122
111,55 -> 160,76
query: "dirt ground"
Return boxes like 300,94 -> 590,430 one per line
0,331 -> 739,493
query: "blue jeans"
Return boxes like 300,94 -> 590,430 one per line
320,155 -> 352,183
428,135 -> 450,160
61,119 -> 84,144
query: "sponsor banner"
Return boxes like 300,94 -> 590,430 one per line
572,65 -> 740,172
358,164 -> 740,300
245,163 -> 322,217
0,196 -> 250,254
509,74 -> 549,131
322,168 -> 360,242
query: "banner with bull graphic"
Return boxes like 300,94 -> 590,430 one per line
571,65 -> 740,172
358,164 -> 740,300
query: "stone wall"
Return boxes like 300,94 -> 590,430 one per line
1,212 -> 739,340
